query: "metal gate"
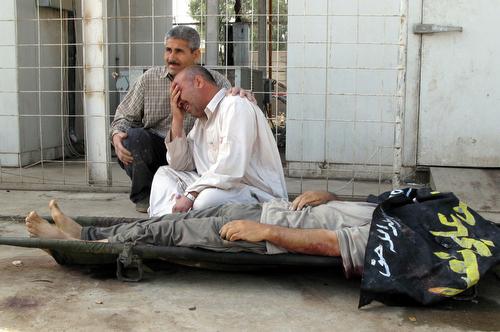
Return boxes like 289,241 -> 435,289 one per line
416,0 -> 500,167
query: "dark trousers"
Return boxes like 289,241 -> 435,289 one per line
118,128 -> 167,203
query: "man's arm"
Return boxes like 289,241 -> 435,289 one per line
165,83 -> 196,171
290,191 -> 340,211
110,78 -> 145,140
110,78 -> 146,165
169,83 -> 185,140
219,220 -> 340,257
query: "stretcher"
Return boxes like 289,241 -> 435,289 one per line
0,216 -> 342,281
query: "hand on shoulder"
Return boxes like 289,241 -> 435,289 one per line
226,87 -> 257,104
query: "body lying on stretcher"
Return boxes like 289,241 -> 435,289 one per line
9,191 -> 376,279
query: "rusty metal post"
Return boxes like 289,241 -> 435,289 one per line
82,0 -> 111,185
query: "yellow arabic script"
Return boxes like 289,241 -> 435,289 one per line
428,202 -> 495,297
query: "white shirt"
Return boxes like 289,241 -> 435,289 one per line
261,199 -> 377,277
165,89 -> 288,200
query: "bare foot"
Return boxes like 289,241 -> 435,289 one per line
49,199 -> 82,239
25,211 -> 72,240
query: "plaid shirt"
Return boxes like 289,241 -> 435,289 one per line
110,66 -> 231,140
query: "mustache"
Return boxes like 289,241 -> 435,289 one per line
168,61 -> 180,66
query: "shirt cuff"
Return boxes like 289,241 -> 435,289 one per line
110,130 -> 124,142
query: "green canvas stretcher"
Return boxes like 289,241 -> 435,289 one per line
0,216 -> 342,281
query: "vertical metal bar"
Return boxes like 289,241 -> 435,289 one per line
128,0 -> 131,70
324,0 -> 330,192
258,0 -> 266,72
351,0 -> 361,196
392,0 -> 408,188
13,0 -> 19,181
36,3 -> 45,182
151,0 -> 155,66
267,0 -> 272,79
206,0 -> 218,66
82,0 -> 111,185
59,1 -> 66,185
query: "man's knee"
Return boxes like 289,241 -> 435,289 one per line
193,188 -> 228,210
124,128 -> 152,152
152,166 -> 178,187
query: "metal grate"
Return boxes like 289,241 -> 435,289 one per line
0,0 -> 407,198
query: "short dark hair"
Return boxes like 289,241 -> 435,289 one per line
181,65 -> 217,85
165,26 -> 200,51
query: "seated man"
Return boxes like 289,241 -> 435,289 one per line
148,65 -> 287,217
110,25 -> 252,213
26,191 -> 374,278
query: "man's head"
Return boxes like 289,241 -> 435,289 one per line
173,65 -> 219,118
164,26 -> 201,76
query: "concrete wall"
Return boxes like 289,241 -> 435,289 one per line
286,0 -> 403,179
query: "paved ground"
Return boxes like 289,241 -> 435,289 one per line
0,190 -> 499,331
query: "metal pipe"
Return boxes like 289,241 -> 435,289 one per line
82,0 -> 111,185
0,237 -> 342,266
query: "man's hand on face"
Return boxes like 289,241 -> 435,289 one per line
227,87 -> 257,104
112,132 -> 133,166
219,220 -> 270,243
172,194 -> 194,213
170,83 -> 185,119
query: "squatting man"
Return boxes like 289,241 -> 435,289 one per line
26,191 -> 375,278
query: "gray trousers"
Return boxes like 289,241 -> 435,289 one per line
82,203 -> 267,254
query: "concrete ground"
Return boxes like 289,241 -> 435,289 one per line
0,190 -> 499,331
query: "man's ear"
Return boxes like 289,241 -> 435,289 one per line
193,75 -> 204,88
193,49 -> 201,63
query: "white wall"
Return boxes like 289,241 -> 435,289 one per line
286,0 -> 404,179
0,0 -> 20,166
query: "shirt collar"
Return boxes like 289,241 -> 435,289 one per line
204,89 -> 227,117
160,66 -> 172,80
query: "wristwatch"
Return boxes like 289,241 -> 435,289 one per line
184,192 -> 196,202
